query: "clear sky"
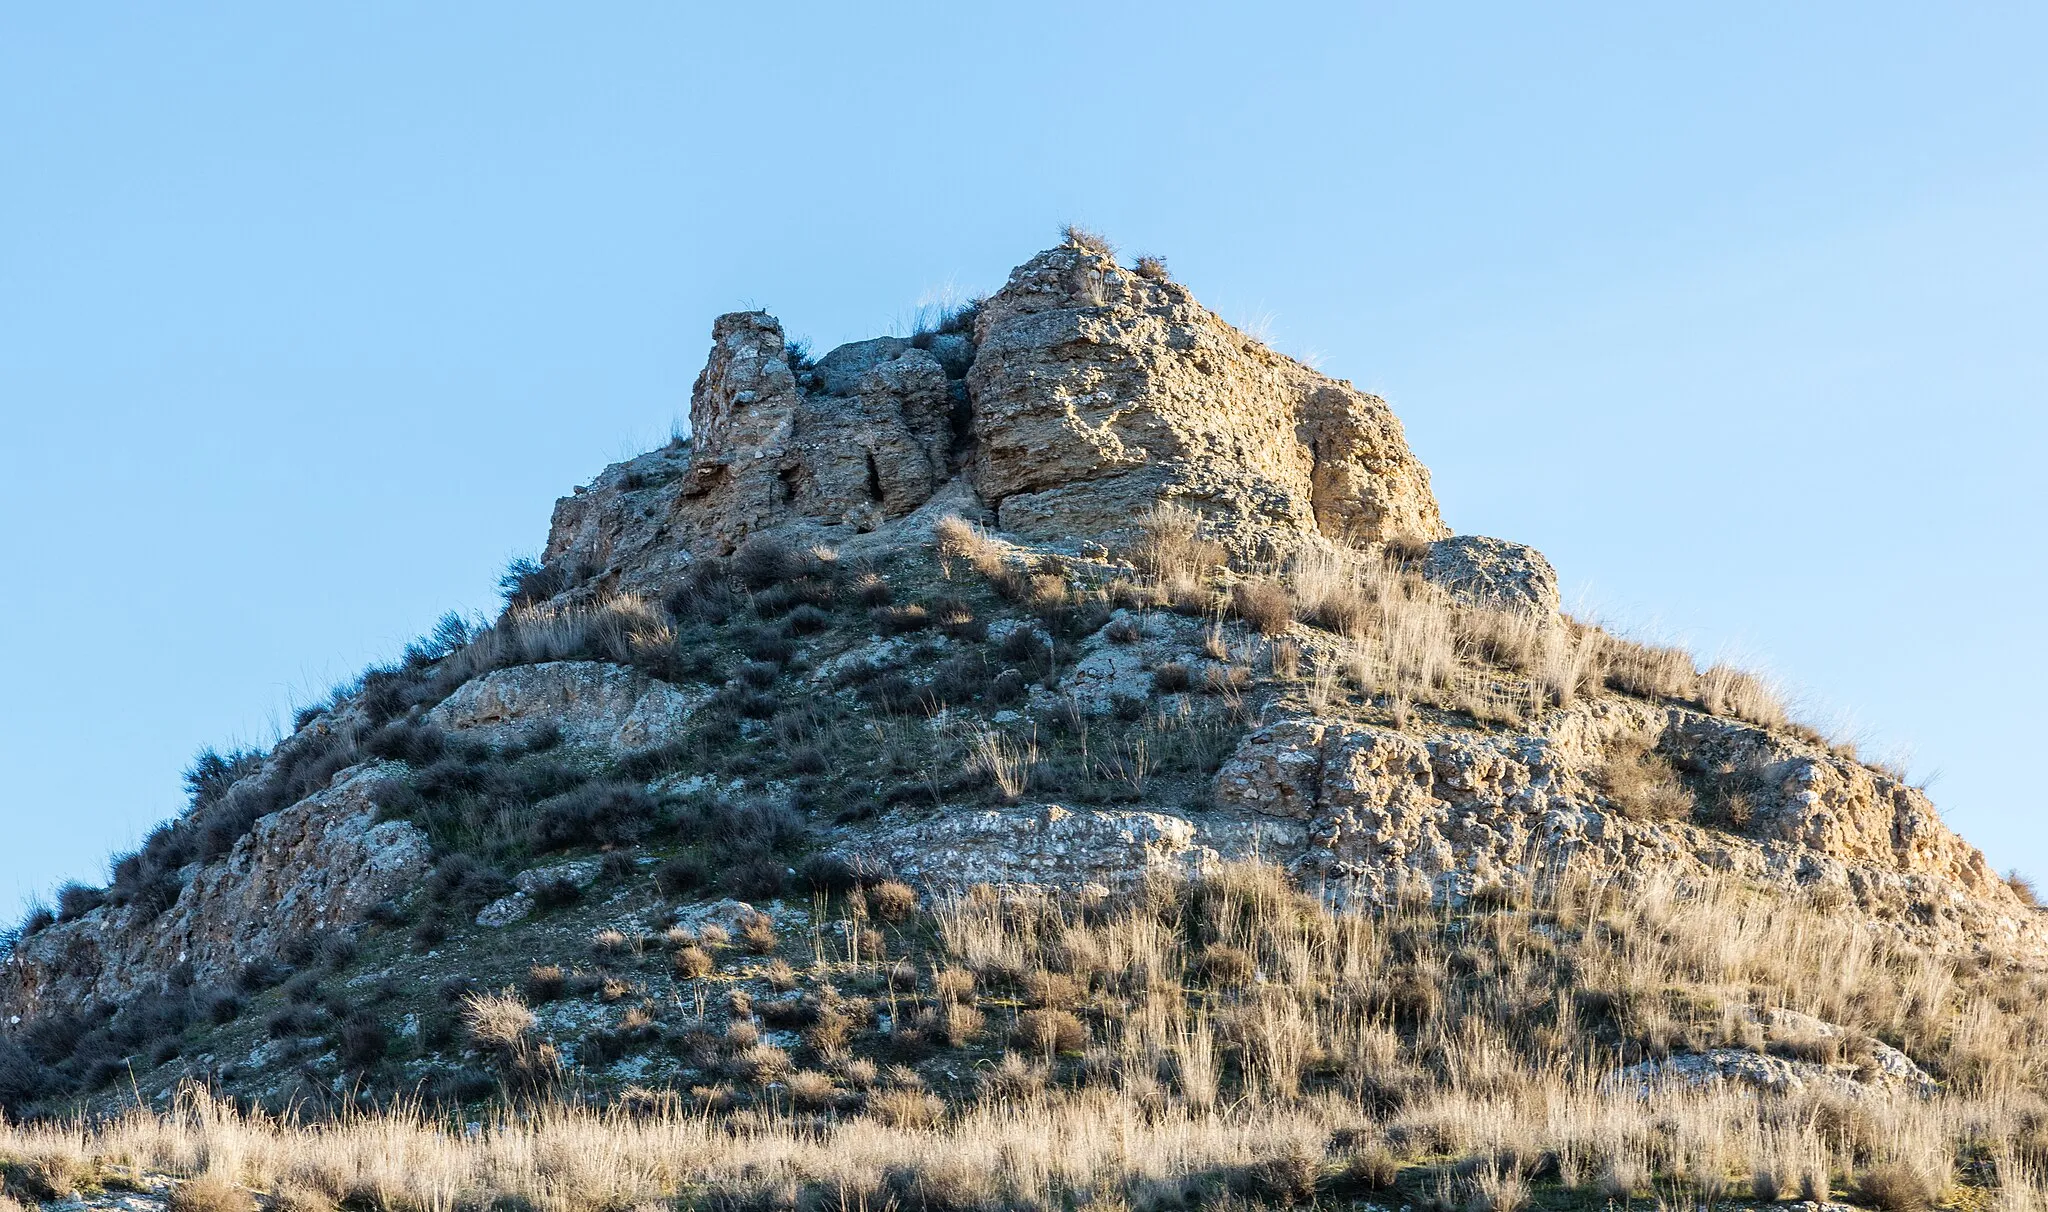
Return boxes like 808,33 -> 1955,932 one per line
2,4 -> 2043,919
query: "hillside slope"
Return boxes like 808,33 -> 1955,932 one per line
3,236 -> 2043,1212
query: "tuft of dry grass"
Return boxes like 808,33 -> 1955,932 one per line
1594,730 -> 1696,821
168,1175 -> 254,1212
786,1070 -> 840,1110
738,911 -> 779,955
462,989 -> 534,1054
935,516 -> 1005,579
1129,505 -> 1224,609
673,945 -> 714,979
1856,1161 -> 1946,1212
1014,1008 -> 1088,1055
1230,579 -> 1295,636
1701,663 -> 1789,730
925,1000 -> 986,1047
1133,254 -> 1170,282
865,1087 -> 946,1128
1060,224 -> 1116,257
932,966 -> 976,1004
969,728 -> 1037,803
869,880 -> 919,923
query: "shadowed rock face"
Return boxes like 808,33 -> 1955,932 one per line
4,763 -> 430,1007
543,243 -> 1449,586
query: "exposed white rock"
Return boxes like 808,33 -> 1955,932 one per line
515,858 -> 605,895
1421,534 -> 1561,615
857,805 -> 1215,890
427,660 -> 709,751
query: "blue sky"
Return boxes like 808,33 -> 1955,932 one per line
2,3 -> 2043,917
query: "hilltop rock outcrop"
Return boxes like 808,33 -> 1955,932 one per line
969,246 -> 1445,551
542,243 -> 1446,592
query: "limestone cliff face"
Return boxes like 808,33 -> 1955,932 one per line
542,244 -> 1446,589
967,246 -> 1444,549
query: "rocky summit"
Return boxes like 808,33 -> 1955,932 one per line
2,237 -> 2043,1212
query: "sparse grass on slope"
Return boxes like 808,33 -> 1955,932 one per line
4,861 -> 2047,1211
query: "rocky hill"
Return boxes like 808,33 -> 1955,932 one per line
3,234 -> 2043,1212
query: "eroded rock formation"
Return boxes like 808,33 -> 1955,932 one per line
543,243 -> 1447,590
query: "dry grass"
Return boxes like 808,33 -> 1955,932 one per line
5,855 -> 2046,1211
943,504 -> 1799,742
934,515 -> 1005,579
968,728 -> 1037,803
1060,224 -> 1116,257
672,945 -> 713,979
1277,543 -> 1799,732
1595,729 -> 1697,821
1130,505 -> 1226,609
461,990 -> 533,1053
168,1173 -> 255,1212
868,880 -> 919,923
1230,579 -> 1294,635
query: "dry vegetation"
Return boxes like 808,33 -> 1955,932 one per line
9,506 -> 2024,1212
5,861 -> 2046,1211
1106,504 -> 1808,742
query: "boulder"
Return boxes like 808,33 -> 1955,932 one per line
426,661 -> 709,752
1421,535 -> 1560,615
785,338 -> 956,526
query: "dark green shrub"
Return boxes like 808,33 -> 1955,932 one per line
54,882 -> 104,922
725,856 -> 789,899
364,719 -> 448,765
530,782 -> 661,850
530,877 -> 582,910
184,746 -> 264,812
655,854 -> 709,895
337,1011 -> 389,1069
990,669 -> 1027,705
202,990 -> 242,1025
872,604 -> 931,635
798,853 -> 859,894
498,556 -> 588,608
851,573 -> 892,606
733,535 -> 810,588
665,563 -> 739,624
424,855 -> 509,910
786,604 -> 831,635
237,958 -> 288,992
858,673 -> 923,715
